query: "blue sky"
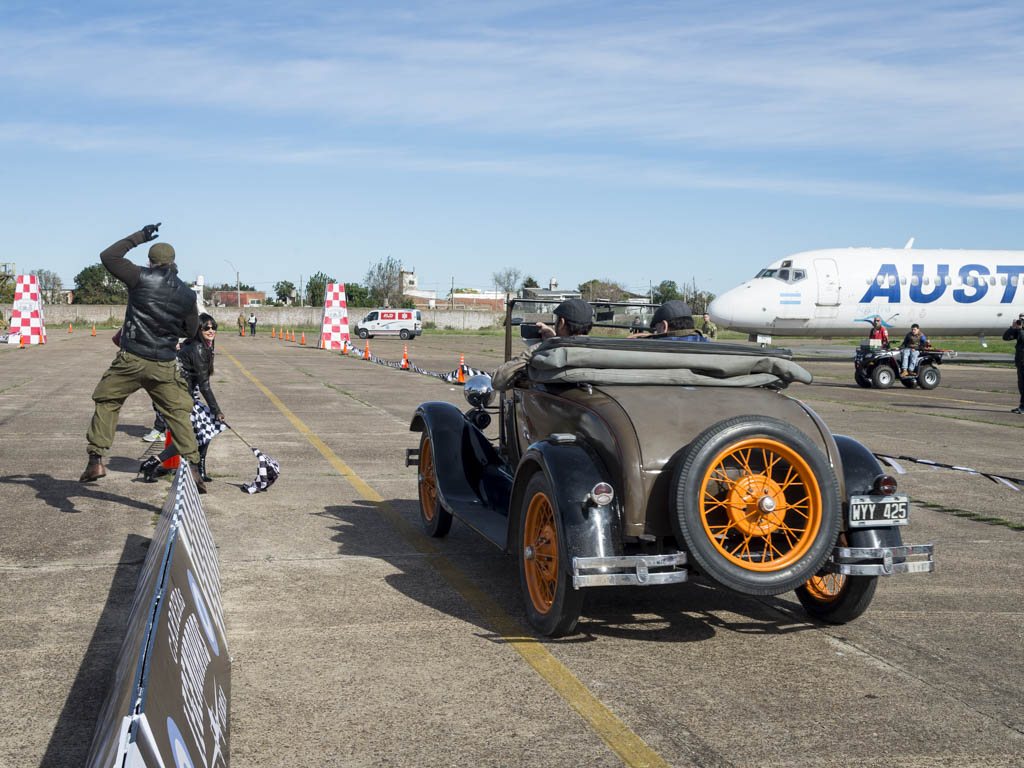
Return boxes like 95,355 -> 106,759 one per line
3,0 -> 1023,299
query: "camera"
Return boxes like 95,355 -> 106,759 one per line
520,323 -> 542,340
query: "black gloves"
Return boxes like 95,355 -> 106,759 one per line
142,223 -> 162,241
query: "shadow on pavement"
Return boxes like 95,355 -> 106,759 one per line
320,500 -> 814,645
39,534 -> 149,768
0,473 -> 162,514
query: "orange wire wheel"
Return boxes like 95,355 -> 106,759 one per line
673,416 -> 841,596
522,490 -> 559,615
698,437 -> 823,572
803,572 -> 846,603
517,473 -> 583,637
417,433 -> 451,537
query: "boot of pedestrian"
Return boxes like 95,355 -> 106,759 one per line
189,463 -> 207,494
79,453 -> 106,482
139,456 -> 161,482
198,444 -> 212,482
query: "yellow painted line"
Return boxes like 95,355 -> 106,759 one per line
225,351 -> 670,768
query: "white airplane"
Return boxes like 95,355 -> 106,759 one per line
708,239 -> 1024,345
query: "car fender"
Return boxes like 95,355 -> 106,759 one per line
409,401 -> 479,515
508,440 -> 622,564
833,435 -> 906,544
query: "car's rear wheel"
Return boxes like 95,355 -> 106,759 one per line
796,570 -> 878,623
518,473 -> 583,637
418,433 -> 452,537
672,416 -> 841,595
871,365 -> 894,388
917,364 -> 940,390
400,329 -> 411,340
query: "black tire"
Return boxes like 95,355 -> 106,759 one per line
399,329 -> 411,340
357,328 -> 369,339
518,473 -> 584,637
796,572 -> 878,624
854,370 -> 871,388
900,378 -> 916,388
672,416 -> 842,596
917,365 -> 940,390
871,365 -> 894,389
417,433 -> 452,537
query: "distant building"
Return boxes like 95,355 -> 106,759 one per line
447,291 -> 506,310
213,290 -> 266,307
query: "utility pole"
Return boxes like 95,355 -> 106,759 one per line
450,276 -> 455,310
224,259 -> 240,309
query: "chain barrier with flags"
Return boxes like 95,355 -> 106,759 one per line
341,341 -> 488,382
874,453 -> 1022,491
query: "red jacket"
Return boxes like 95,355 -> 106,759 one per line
869,326 -> 888,344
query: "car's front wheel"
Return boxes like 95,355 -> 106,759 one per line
518,473 -> 583,637
357,328 -> 369,339
796,570 -> 878,623
672,416 -> 841,595
418,433 -> 452,537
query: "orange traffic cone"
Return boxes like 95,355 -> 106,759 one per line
271,327 -> 276,338
68,323 -> 73,333
241,327 -> 245,336
457,352 -> 465,383
301,332 -> 306,345
341,340 -> 348,355
321,337 -> 326,349
364,340 -> 370,360
91,326 -> 96,337
19,335 -> 25,349
401,344 -> 409,370
161,430 -> 180,470
290,330 -> 295,342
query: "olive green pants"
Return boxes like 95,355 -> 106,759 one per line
87,351 -> 200,463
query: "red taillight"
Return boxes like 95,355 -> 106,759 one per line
589,483 -> 614,506
874,474 -> 898,495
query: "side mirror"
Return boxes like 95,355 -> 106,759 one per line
595,308 -> 615,322
464,374 -> 495,408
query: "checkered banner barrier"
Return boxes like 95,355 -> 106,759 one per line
318,283 -> 351,350
6,274 -> 47,345
874,453 -> 1022,491
86,462 -> 230,768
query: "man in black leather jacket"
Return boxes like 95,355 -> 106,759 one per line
81,224 -> 205,491
1003,315 -> 1024,414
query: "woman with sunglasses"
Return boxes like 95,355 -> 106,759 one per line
141,313 -> 226,487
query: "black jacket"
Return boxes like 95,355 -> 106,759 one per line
178,339 -> 221,415
101,232 -> 198,362
1002,325 -> 1024,365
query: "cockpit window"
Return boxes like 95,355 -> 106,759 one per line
778,269 -> 790,281
792,269 -> 806,281
756,269 -> 778,279
757,267 -> 806,283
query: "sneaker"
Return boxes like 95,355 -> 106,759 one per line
142,429 -> 162,442
1012,407 -> 1024,414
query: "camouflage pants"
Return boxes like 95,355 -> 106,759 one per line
86,351 -> 200,463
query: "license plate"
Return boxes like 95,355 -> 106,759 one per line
848,495 -> 909,527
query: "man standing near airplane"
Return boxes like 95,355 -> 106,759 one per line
869,316 -> 889,345
1003,314 -> 1024,414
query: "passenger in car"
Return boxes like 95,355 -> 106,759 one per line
647,300 -> 709,342
492,299 -> 593,390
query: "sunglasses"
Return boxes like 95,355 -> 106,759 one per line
202,323 -> 218,331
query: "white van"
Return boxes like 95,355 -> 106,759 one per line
354,309 -> 422,340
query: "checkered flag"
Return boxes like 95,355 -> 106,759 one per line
242,447 -> 280,494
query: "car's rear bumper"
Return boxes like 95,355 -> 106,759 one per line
571,553 -> 688,588
824,543 -> 934,576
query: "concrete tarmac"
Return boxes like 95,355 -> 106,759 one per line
1,331 -> 1022,767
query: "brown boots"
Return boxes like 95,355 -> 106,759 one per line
79,453 -> 106,482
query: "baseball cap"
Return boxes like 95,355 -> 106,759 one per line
148,242 -> 176,265
650,300 -> 691,329
553,298 -> 593,325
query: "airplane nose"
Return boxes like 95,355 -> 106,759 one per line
708,291 -> 739,326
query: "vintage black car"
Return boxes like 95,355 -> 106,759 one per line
408,301 -> 934,637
